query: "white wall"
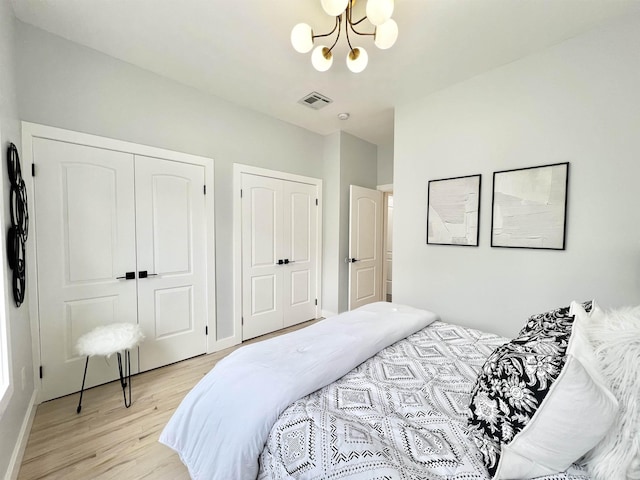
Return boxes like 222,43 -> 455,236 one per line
394,13 -> 640,338
321,132 -> 341,316
15,22 -> 326,341
377,141 -> 394,185
0,1 -> 34,478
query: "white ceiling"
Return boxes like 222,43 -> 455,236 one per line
11,0 -> 640,146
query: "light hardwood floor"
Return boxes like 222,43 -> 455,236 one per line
18,319 -> 320,480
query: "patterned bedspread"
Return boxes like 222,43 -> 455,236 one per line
259,321 -> 591,480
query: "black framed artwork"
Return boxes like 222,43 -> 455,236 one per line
427,174 -> 481,246
491,162 -> 569,250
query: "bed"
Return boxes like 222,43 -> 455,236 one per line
257,320 -> 589,480
160,301 -> 637,480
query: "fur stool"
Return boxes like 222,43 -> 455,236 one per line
75,323 -> 144,413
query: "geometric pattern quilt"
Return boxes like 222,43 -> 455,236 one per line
258,321 -> 591,480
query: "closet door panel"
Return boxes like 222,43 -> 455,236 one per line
34,138 -> 138,401
66,166 -> 118,281
282,181 -> 317,327
241,174 -> 283,340
135,155 -> 207,371
151,175 -> 191,273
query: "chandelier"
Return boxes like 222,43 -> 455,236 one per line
291,0 -> 398,73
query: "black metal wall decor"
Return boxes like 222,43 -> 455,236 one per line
7,143 -> 28,307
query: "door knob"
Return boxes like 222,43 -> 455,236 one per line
138,271 -> 158,279
277,259 -> 284,265
116,272 -> 135,280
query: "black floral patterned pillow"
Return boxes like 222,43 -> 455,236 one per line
467,302 -> 594,477
516,303 -> 588,339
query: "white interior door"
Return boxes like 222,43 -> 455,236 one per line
242,174 -> 283,340
282,180 -> 317,327
135,155 -> 208,371
348,185 -> 383,310
34,139 -> 138,401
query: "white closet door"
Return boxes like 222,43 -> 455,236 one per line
34,139 -> 138,402
348,185 -> 383,310
134,155 -> 207,371
282,180 -> 317,327
241,174 -> 283,340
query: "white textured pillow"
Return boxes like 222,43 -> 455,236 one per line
580,303 -> 640,480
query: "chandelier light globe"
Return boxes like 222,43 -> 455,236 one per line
374,18 -> 398,49
291,23 -> 314,53
366,0 -> 394,26
312,45 -> 334,71
346,47 -> 368,73
321,0 -> 349,16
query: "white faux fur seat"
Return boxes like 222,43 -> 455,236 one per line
76,323 -> 144,357
75,323 -> 144,414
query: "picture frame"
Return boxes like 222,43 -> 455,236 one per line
427,174 -> 481,246
491,162 -> 569,250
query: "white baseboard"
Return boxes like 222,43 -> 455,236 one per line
5,389 -> 37,480
321,310 -> 337,318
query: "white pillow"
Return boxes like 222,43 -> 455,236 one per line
580,302 -> 640,480
469,302 -> 619,478
488,301 -> 618,479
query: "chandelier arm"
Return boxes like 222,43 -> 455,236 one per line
350,26 -> 375,37
327,15 -> 343,53
349,15 -> 368,26
312,16 -> 340,40
345,12 -> 355,51
346,5 -> 374,39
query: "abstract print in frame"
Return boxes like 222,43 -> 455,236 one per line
427,174 -> 481,246
491,162 -> 569,250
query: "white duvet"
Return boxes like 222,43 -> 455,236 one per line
159,302 -> 438,480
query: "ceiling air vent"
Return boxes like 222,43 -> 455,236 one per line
298,91 -> 333,110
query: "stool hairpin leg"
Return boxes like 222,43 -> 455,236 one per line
76,356 -> 90,414
116,350 -> 132,408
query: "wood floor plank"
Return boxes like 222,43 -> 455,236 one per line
18,319 -> 319,479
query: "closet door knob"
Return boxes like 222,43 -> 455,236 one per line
138,271 -> 158,279
116,272 -> 136,280
277,259 -> 284,265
